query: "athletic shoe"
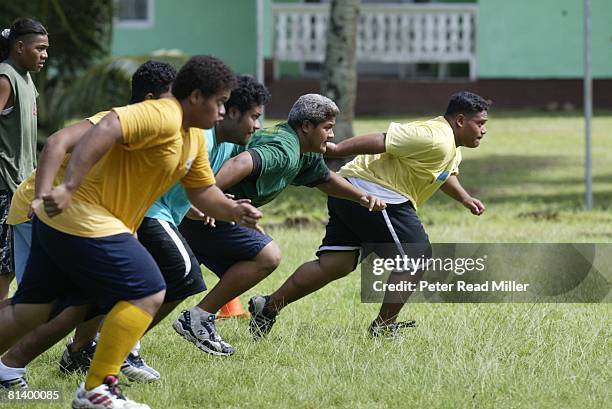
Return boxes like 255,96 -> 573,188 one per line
0,374 -> 28,389
248,295 -> 277,339
172,309 -> 235,356
60,338 -> 96,374
120,352 -> 160,382
72,375 -> 150,409
368,320 -> 416,338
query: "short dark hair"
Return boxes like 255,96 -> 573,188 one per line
172,55 -> 236,100
129,60 -> 177,104
225,75 -> 270,114
0,17 -> 48,61
445,91 -> 491,116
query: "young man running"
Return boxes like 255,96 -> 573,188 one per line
248,91 -> 489,338
0,55 -> 261,409
0,61 -> 184,387
135,74 -> 274,357
173,93 -> 386,354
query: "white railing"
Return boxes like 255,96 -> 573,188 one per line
272,3 -> 477,80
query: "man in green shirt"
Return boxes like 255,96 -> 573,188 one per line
173,93 -> 386,354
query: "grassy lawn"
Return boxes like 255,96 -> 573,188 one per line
13,113 -> 612,408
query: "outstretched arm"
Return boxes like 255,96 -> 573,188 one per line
41,113 -> 123,217
34,120 -> 93,200
186,184 -> 262,230
316,172 -> 386,211
214,151 -> 254,191
325,133 -> 386,158
440,175 -> 485,215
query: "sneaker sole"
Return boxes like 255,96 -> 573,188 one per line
120,366 -> 160,383
172,320 -> 234,357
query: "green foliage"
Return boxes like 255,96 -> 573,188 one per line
0,0 -> 114,130
53,53 -> 188,130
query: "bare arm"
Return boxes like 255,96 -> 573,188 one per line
316,172 -> 386,211
439,175 -> 485,215
42,112 -> 123,216
325,133 -> 386,158
186,184 -> 262,230
214,151 -> 254,190
34,120 -> 93,199
0,76 -> 13,110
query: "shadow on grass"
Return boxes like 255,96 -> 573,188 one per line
429,154 -> 612,210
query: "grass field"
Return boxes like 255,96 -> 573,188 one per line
10,113 -> 612,408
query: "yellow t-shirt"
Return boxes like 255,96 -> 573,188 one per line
33,98 -> 215,237
7,111 -> 109,225
339,116 -> 461,209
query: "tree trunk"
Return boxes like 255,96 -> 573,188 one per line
321,0 -> 360,169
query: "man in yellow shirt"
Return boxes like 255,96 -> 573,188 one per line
249,91 -> 488,339
0,60 -> 185,388
0,55 -> 261,409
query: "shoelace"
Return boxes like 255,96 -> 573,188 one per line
128,353 -> 145,367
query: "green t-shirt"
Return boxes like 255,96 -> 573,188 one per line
0,62 -> 38,192
228,122 -> 330,207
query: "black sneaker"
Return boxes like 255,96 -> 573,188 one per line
59,338 -> 96,374
368,320 -> 416,338
248,295 -> 278,339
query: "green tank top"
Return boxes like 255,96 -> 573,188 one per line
0,61 -> 38,192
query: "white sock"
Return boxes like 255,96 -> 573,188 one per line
0,358 -> 25,380
130,340 -> 141,355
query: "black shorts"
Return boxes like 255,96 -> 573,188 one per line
137,217 -> 206,302
179,218 -> 273,278
318,196 -> 431,262
13,217 -> 167,313
0,190 -> 13,274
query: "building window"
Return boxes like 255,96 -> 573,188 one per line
115,0 -> 154,28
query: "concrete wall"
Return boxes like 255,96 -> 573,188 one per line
477,0 -> 612,78
112,0 -> 258,75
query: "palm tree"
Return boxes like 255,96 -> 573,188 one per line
321,0 -> 360,168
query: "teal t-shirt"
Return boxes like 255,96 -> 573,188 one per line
145,128 -> 237,226
227,122 -> 330,207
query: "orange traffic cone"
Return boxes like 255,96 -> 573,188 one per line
217,297 -> 249,319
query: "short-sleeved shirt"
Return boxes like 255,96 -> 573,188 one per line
33,98 -> 215,237
339,116 -> 461,209
227,122 -> 330,207
7,111 -> 109,226
0,62 -> 39,192
145,127 -> 237,226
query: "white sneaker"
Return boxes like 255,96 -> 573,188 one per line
71,375 -> 151,409
172,308 -> 235,356
0,359 -> 28,389
120,351 -> 160,382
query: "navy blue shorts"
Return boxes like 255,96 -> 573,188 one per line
12,217 -> 166,313
137,217 -> 206,302
179,218 -> 272,278
318,196 -> 431,262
